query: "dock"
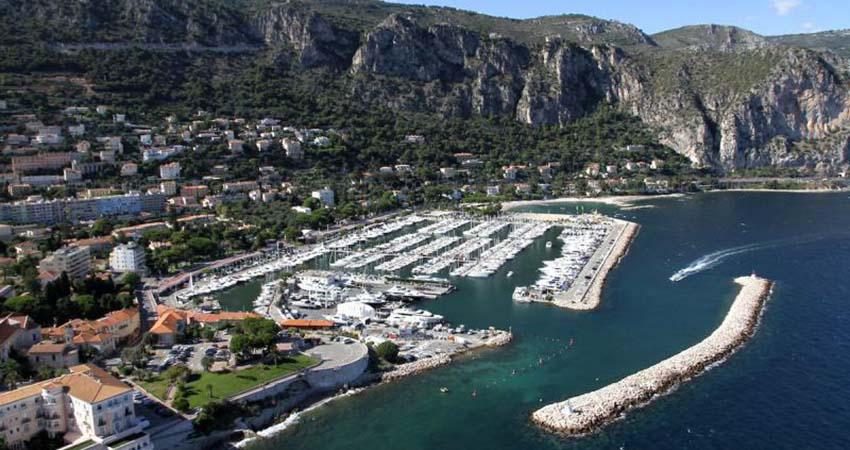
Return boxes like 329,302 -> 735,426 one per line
532,276 -> 773,436
552,220 -> 639,310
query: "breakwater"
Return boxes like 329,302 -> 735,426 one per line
533,275 -> 772,435
381,330 -> 514,383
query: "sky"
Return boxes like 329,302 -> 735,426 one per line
391,0 -> 847,36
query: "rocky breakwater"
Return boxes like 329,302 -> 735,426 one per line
381,330 -> 514,383
533,275 -> 772,435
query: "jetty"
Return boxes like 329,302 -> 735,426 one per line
553,220 -> 639,310
532,275 -> 773,436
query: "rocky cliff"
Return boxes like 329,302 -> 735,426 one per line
2,0 -> 849,172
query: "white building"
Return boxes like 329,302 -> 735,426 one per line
0,364 -> 151,449
38,246 -> 91,280
311,188 -> 335,207
282,137 -> 303,160
159,162 -> 181,180
486,186 -> 500,197
109,242 -> 147,275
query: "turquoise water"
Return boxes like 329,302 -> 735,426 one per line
240,192 -> 850,450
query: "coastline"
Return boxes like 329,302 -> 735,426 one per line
231,330 -> 513,448
502,193 -> 684,210
553,220 -> 640,311
532,275 -> 773,436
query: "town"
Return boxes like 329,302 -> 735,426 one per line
0,105 -> 665,450
0,99 -> 842,450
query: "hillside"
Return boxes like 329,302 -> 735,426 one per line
0,0 -> 848,173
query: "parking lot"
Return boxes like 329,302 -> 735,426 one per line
148,341 -> 232,373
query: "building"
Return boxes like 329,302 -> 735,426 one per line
486,185 -> 500,197
227,139 -> 244,153
255,139 -> 272,152
63,168 -> 83,183
47,308 -> 141,355
440,167 -> 456,179
120,162 -> 138,176
282,137 -> 303,160
0,314 -> 42,362
150,306 -> 257,347
311,187 -> 335,207
7,184 -> 32,198
109,243 -> 147,275
159,162 -> 181,180
0,364 -> 150,449
222,181 -> 258,193
38,246 -> 91,281
180,185 -> 209,199
11,153 -> 73,174
159,180 -> 177,196
26,342 -> 79,369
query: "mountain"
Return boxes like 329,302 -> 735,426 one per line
770,29 -> 850,58
1,0 -> 848,173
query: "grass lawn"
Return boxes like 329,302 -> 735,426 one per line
139,354 -> 317,409
137,377 -> 171,401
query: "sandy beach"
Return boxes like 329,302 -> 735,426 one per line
501,193 -> 685,210
532,275 -> 772,436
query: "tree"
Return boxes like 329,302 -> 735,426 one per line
90,219 -> 113,237
121,272 -> 142,290
163,364 -> 191,384
206,383 -> 213,399
375,341 -> 399,363
201,356 -> 213,372
172,396 -> 190,413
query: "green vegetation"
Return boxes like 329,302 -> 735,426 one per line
138,355 -> 316,409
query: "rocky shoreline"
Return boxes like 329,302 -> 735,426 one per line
382,330 -> 514,382
532,275 -> 772,435
555,220 -> 640,311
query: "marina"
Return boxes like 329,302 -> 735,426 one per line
512,218 -> 638,310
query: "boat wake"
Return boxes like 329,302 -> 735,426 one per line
669,243 -> 770,282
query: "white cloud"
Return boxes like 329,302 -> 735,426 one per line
771,0 -> 801,15
771,0 -> 802,16
802,22 -> 820,32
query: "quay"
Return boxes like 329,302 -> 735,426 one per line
553,220 -> 639,310
532,275 -> 773,436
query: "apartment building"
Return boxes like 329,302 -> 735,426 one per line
38,246 -> 91,281
0,364 -> 151,450
109,243 -> 147,275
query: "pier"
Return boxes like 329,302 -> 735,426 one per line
552,220 -> 639,310
532,275 -> 773,436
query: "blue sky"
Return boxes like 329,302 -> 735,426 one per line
391,0 -> 847,36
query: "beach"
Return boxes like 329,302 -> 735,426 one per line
532,275 -> 773,436
501,193 -> 684,210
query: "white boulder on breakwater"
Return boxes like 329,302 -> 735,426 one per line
532,275 -> 772,435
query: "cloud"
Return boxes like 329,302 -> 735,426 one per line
771,0 -> 801,15
802,22 -> 820,32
